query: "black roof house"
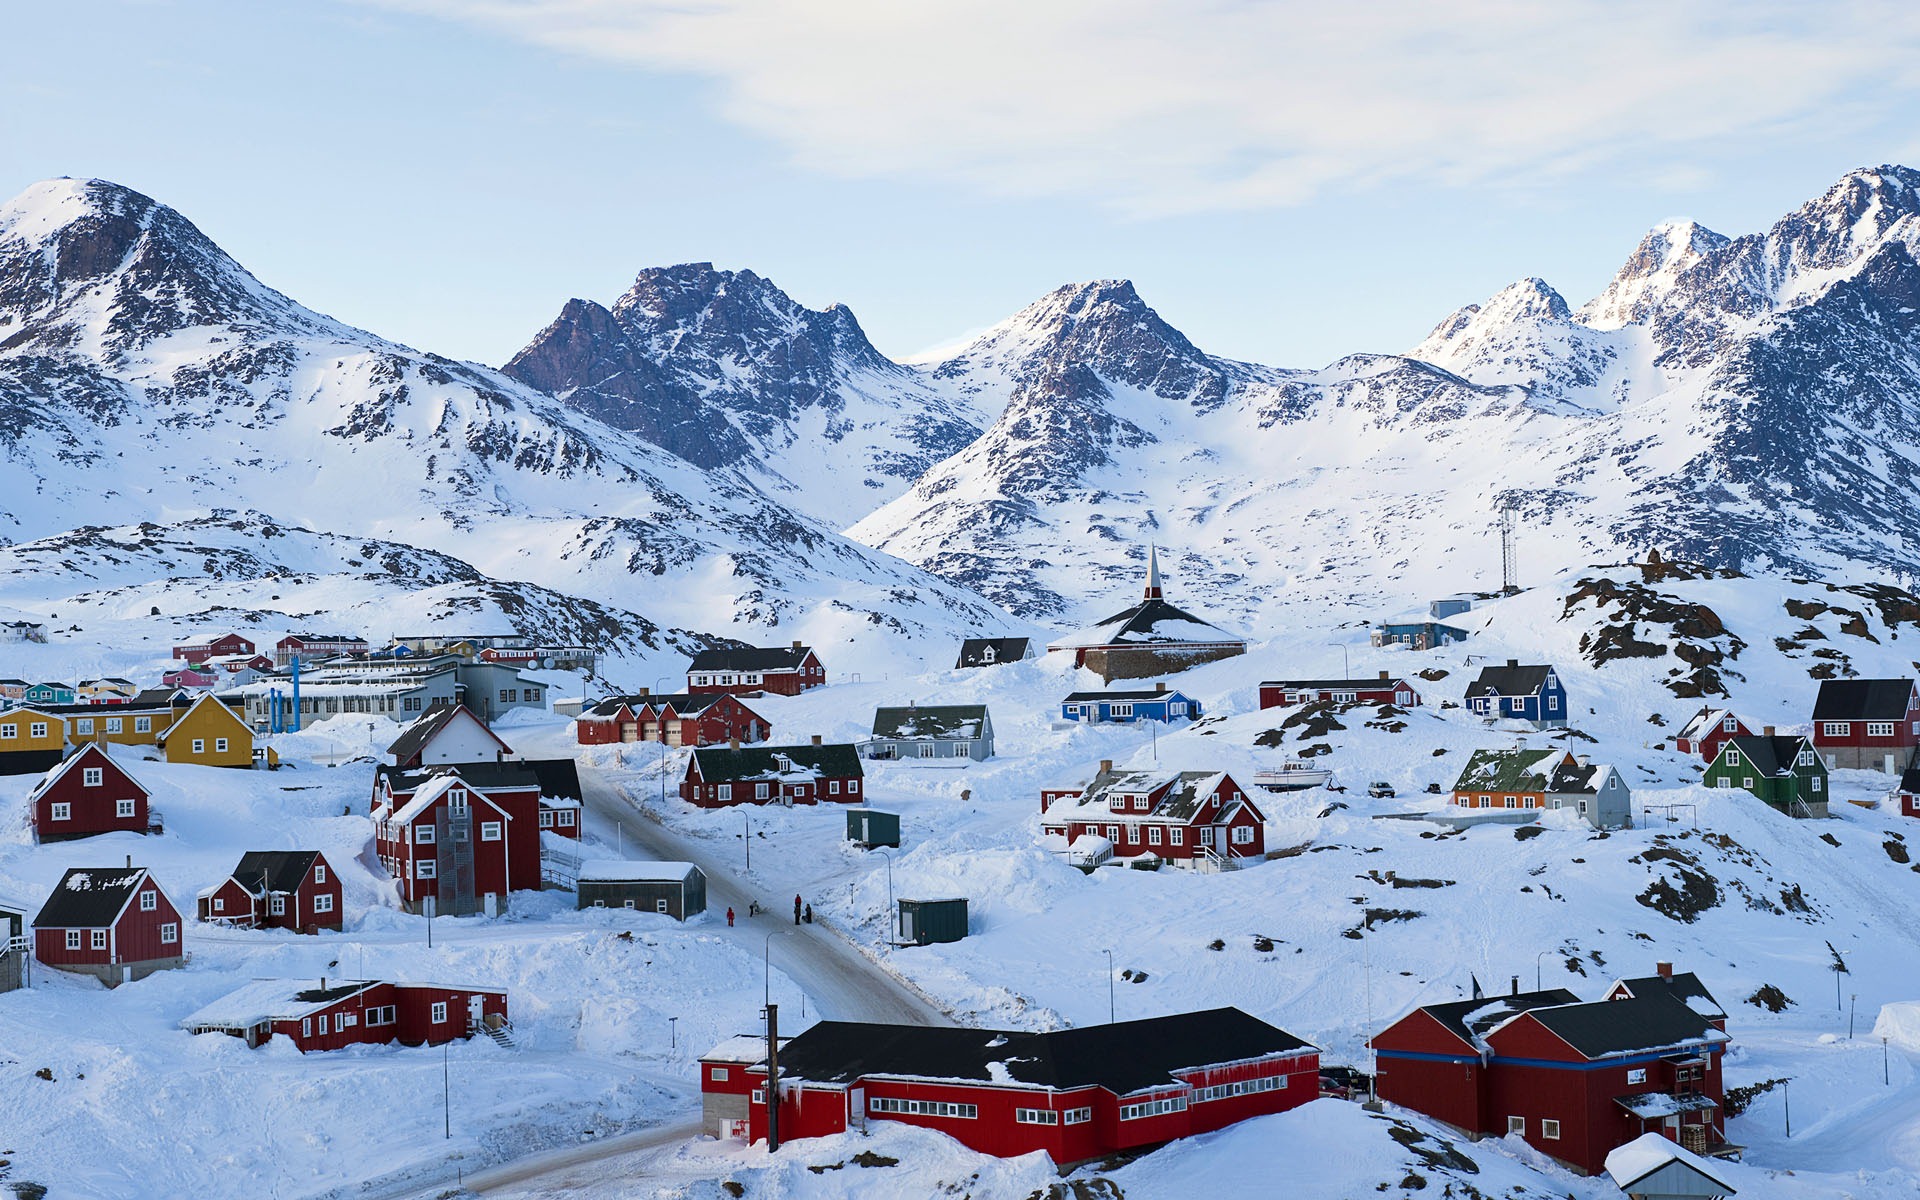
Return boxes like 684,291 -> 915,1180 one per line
1812,678 -> 1918,720
688,645 -> 815,673
34,867 -> 158,928
870,705 -> 989,741
955,637 -> 1032,669
1412,989 -> 1582,1050
1607,970 -> 1727,1023
228,850 -> 324,896
770,1008 -> 1314,1097
691,743 -> 864,782
1522,992 -> 1725,1059
376,758 -> 583,802
1466,660 -> 1555,698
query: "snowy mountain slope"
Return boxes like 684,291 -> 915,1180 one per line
502,263 -> 987,528
0,179 -> 1017,670
851,165 -> 1920,632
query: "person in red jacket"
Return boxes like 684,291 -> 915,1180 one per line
794,894 -> 802,925
726,907 -> 735,928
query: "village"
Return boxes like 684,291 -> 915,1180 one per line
1,551 -> 1919,1200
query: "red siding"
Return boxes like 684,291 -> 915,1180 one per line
32,747 -> 149,840
35,875 -> 181,971
1259,683 -> 1416,710
199,877 -> 260,925
394,984 -> 508,1045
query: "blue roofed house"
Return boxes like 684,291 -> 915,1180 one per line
1465,660 -> 1569,729
1060,683 -> 1202,725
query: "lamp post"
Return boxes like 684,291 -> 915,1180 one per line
1849,993 -> 1858,1039
669,1015 -> 679,1052
1103,949 -> 1115,1024
1783,1078 -> 1791,1137
443,1040 -> 451,1139
1535,949 -> 1551,992
1329,642 -> 1350,679
876,850 -> 894,941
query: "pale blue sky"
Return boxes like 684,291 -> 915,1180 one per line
6,1 -> 1920,369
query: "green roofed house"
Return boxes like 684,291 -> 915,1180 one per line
681,739 -> 865,808
1450,747 -> 1631,829
863,704 -> 994,763
1701,732 -> 1827,818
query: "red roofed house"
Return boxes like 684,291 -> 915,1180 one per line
1039,761 -> 1266,866
1371,970 -> 1735,1175
1259,671 -> 1421,710
1672,707 -> 1752,762
686,643 -> 825,697
182,978 -> 508,1051
374,769 -> 540,916
33,863 -> 185,985
172,632 -> 256,665
197,850 -> 343,933
28,743 -> 152,842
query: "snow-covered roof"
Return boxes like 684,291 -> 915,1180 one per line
1048,597 -> 1245,650
390,775 -> 510,825
1604,1132 -> 1737,1193
577,860 -> 698,883
181,979 -> 377,1030
871,704 -> 988,741
702,1034 -> 781,1063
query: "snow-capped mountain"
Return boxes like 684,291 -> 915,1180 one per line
0,179 -> 1016,675
852,166 -> 1920,630
503,263 -> 987,528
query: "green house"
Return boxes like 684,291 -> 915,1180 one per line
22,682 -> 74,707
1702,734 -> 1828,817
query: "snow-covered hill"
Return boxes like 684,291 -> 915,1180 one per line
0,179 -> 1016,675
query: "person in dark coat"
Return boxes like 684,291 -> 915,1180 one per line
803,903 -> 812,924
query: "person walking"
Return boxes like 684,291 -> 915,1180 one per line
803,903 -> 813,925
794,894 -> 803,926
726,906 -> 735,928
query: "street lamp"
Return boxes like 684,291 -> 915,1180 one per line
669,1015 -> 679,1051
1329,642 -> 1350,679
443,1040 -> 451,1139
764,930 -> 791,1009
1103,949 -> 1115,1024
743,811 -> 752,873
1535,949 -> 1551,992
876,850 -> 895,939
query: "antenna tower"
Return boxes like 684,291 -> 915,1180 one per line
1498,502 -> 1517,595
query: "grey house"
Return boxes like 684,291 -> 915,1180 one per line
863,704 -> 994,762
576,860 -> 707,920
0,902 -> 24,992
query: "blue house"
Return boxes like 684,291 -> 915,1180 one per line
1370,621 -> 1469,650
1464,660 -> 1568,729
1059,684 -> 1202,724
23,682 -> 75,707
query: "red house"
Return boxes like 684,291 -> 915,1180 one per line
1812,678 -> 1920,772
374,759 -> 582,838
576,691 -> 769,748
27,744 -> 152,842
172,632 -> 256,665
1601,963 -> 1728,1032
1672,707 -> 1751,761
275,633 -> 370,666
718,1008 -> 1318,1161
197,850 -> 343,932
686,642 -> 825,697
1896,766 -> 1920,819
1039,762 -> 1266,865
33,863 -> 185,985
1372,974 -> 1734,1175
681,741 -> 864,807
374,769 -> 541,916
182,978 -> 508,1050
1258,672 -> 1421,710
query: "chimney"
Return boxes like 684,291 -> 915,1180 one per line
126,854 -> 132,868
1099,759 -> 1113,775
1155,682 -> 1167,694
639,686 -> 650,697
1379,670 -> 1390,680
1657,961 -> 1673,981
1576,755 -> 1589,769
811,734 -> 822,746
1511,976 -> 1519,996
1507,658 -> 1518,668
729,735 -> 740,750
1763,725 -> 1775,736
320,976 -> 326,991
792,640 -> 803,650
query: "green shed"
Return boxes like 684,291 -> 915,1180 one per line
896,898 -> 968,946
846,808 -> 901,849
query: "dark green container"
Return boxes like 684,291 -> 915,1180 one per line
897,897 -> 968,946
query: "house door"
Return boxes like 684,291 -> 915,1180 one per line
849,1088 -> 865,1130
1888,753 -> 1899,774
483,892 -> 499,918
468,993 -> 485,1030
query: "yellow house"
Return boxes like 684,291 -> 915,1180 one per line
158,693 -> 272,769
0,707 -> 69,775
67,705 -> 171,748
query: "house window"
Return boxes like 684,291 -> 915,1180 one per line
1546,697 -> 1559,712
1170,702 -> 1187,716
1627,1068 -> 1646,1085
336,1013 -> 354,1032
1064,1107 -> 1093,1124
1503,796 -> 1517,809
499,689 -> 512,703
867,1097 -> 978,1119
0,724 -> 15,739
213,897 -> 225,913
65,930 -> 81,949
718,784 -> 732,801
755,783 -> 769,800
138,892 -> 158,918
83,766 -> 104,786
160,923 -> 178,944
712,1067 -> 729,1081
752,1088 -> 765,1103
1823,721 -> 1850,737
1106,824 -> 1119,841
1507,1116 -> 1525,1135
1170,827 -> 1183,845
1148,826 -> 1163,845
215,738 -> 228,753
135,717 -> 150,732
1126,826 -> 1140,844
302,1018 -> 312,1039
314,864 -> 326,884
481,822 -> 502,841
76,719 -> 94,735
432,1002 -> 448,1023
1111,704 -> 1134,719
192,739 -> 205,754
29,722 -> 46,739
313,894 -> 334,913
415,826 -> 435,845
50,802 -> 70,821
849,780 -> 859,794
1232,825 -> 1254,845
657,899 -> 669,913
1542,1119 -> 1560,1139
1723,747 -> 1739,766
1811,777 -> 1823,792
1723,716 -> 1739,732
1717,778 -> 1732,789
1798,750 -> 1815,767
1868,722 -> 1897,737
1014,1108 -> 1061,1125
559,810 -> 575,826
417,861 -> 437,879
540,811 -> 554,828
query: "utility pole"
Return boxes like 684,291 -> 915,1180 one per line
1103,949 -> 1115,1024
443,1040 -> 451,1139
766,1004 -> 781,1152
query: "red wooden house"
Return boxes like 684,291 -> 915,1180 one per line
1372,976 -> 1734,1175
375,759 -> 582,838
172,632 -> 256,665
686,642 -> 825,697
182,978 -> 508,1051
1896,766 -> 1920,819
275,633 -> 370,666
717,1008 -> 1317,1161
33,863 -> 185,985
1601,963 -> 1727,1032
576,691 -> 769,747
197,850 -> 343,932
27,743 -> 152,842
681,740 -> 864,807
1258,672 -> 1421,710
374,769 -> 541,916
1811,678 -> 1920,772
1039,761 -> 1266,866
1672,707 -> 1751,761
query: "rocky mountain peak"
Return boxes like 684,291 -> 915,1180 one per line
1577,221 -> 1729,330
1410,277 -> 1572,364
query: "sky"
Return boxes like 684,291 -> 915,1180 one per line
5,1 -> 1920,369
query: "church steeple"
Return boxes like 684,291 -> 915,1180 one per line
1144,544 -> 1164,600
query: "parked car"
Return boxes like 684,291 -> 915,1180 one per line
1367,781 -> 1395,798
1424,782 -> 1443,794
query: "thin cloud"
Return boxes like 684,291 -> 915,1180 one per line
359,0 -> 1920,215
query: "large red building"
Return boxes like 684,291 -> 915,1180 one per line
275,633 -> 370,666
33,864 -> 185,985
576,691 -> 769,748
373,769 -> 542,916
714,1008 -> 1318,1161
171,632 -> 256,665
197,850 -> 343,933
1372,967 -> 1735,1175
1039,762 -> 1266,865
681,741 -> 864,807
686,643 -> 825,697
27,744 -> 152,842
375,759 -> 582,839
182,978 -> 508,1051
1811,678 -> 1920,772
1258,672 -> 1421,710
